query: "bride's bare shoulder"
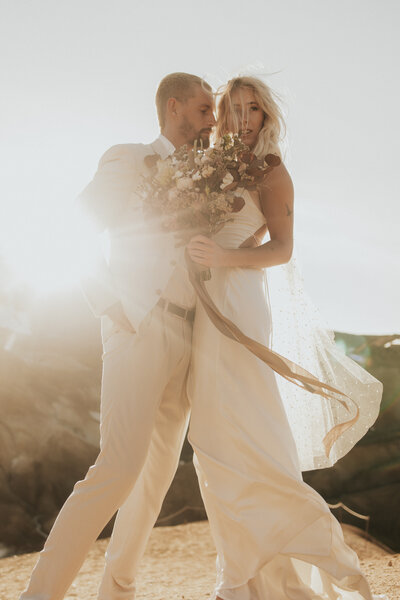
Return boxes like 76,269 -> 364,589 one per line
260,160 -> 294,209
263,160 -> 293,191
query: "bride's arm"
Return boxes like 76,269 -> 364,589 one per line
187,163 -> 294,268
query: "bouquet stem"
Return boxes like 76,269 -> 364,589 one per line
185,250 -> 211,281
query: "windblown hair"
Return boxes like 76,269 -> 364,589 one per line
156,72 -> 211,130
216,76 -> 285,159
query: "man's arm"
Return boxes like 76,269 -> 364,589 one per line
80,257 -> 120,319
77,144 -> 141,325
80,263 -> 135,332
79,144 -> 141,231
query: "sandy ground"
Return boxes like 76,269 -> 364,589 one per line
1,521 -> 398,600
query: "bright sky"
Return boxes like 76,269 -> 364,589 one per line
1,0 -> 399,334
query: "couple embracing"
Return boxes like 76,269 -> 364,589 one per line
20,72 -> 386,600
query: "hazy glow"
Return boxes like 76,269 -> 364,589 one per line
2,201 -> 101,294
1,0 -> 399,332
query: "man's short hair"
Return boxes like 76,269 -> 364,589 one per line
156,72 -> 211,129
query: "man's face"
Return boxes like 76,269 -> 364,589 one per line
176,85 -> 216,148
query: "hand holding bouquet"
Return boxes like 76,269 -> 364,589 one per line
138,134 -> 281,278
140,134 -> 280,238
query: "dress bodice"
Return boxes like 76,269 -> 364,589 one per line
214,189 -> 266,249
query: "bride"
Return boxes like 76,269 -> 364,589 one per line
187,76 -> 387,600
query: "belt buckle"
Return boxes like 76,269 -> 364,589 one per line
158,297 -> 194,322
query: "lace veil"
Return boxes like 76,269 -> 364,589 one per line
264,250 -> 383,471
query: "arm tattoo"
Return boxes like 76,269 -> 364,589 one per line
286,203 -> 293,217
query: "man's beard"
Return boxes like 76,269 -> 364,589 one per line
197,131 -> 210,149
179,118 -> 211,149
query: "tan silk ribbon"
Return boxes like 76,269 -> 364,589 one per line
185,246 -> 360,459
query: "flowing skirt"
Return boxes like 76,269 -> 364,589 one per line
188,265 -> 381,600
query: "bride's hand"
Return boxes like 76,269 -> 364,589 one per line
187,235 -> 231,267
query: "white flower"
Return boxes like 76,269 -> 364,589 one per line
176,177 -> 194,191
202,165 -> 215,178
168,188 -> 179,202
156,161 -> 174,186
220,172 -> 234,189
173,170 -> 184,179
192,171 -> 202,181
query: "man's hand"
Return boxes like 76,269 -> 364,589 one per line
104,302 -> 136,334
187,235 -> 231,267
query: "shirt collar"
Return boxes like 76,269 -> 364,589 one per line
156,134 -> 176,159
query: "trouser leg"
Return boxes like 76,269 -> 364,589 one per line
97,355 -> 191,600
19,309 -> 190,600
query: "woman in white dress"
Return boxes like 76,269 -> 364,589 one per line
187,76 -> 387,600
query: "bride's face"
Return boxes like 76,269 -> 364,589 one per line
227,87 -> 265,150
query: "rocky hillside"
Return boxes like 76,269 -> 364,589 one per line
0,286 -> 399,557
304,332 -> 400,552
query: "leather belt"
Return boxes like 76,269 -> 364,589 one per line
157,297 -> 195,323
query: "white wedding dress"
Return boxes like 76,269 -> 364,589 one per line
187,191 -> 387,600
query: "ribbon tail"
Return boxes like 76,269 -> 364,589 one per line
322,403 -> 360,458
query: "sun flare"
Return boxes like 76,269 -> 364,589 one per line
1,202 -> 102,295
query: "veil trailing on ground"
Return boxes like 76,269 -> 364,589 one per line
265,250 -> 383,471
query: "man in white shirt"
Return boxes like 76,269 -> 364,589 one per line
20,72 -> 216,600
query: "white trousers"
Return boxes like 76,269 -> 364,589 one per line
20,306 -> 192,600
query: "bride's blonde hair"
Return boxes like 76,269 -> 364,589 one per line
216,76 -> 285,159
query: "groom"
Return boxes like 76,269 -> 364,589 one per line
20,72 -> 216,600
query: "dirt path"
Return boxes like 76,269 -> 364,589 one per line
1,521 -> 398,600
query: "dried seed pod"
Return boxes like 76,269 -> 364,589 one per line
264,154 -> 281,167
